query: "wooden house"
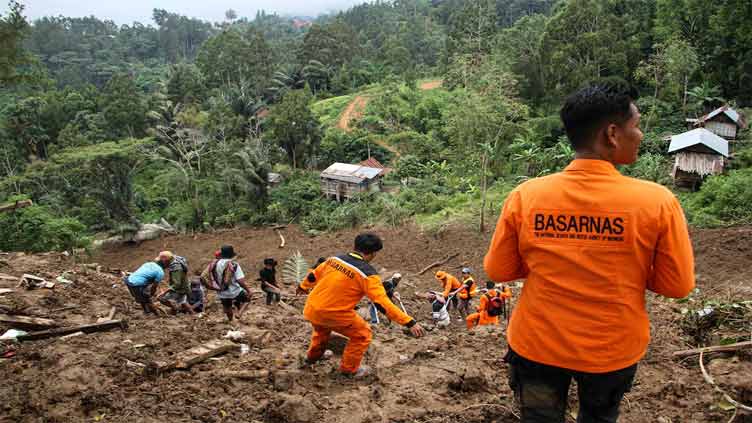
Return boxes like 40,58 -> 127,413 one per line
668,128 -> 729,190
690,105 -> 747,140
320,163 -> 384,201
358,157 -> 392,176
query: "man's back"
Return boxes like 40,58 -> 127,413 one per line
485,159 -> 695,373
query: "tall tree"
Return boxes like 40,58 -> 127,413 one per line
0,0 -> 29,87
266,90 -> 321,169
99,73 -> 148,139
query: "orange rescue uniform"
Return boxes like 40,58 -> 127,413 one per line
466,287 -> 511,329
484,159 -> 695,373
458,276 -> 477,300
435,271 -> 461,298
301,252 -> 415,373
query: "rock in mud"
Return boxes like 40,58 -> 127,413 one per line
448,366 -> 488,393
276,394 -> 318,423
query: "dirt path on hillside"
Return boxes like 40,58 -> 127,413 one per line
337,95 -> 368,132
1,225 -> 751,422
419,79 -> 443,90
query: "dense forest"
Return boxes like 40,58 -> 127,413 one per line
0,0 -> 751,252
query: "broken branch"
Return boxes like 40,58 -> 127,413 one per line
673,341 -> 752,358
276,229 -> 285,249
417,253 -> 460,276
699,351 -> 752,413
17,319 -> 127,341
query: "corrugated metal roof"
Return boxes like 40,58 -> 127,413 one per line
698,105 -> 747,128
669,128 -> 729,157
321,163 -> 383,183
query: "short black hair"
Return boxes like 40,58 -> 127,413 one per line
486,281 -> 495,289
354,233 -> 383,255
560,78 -> 639,150
316,257 -> 326,266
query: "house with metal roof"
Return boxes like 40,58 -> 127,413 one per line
668,128 -> 729,190
320,162 -> 384,200
691,105 -> 747,140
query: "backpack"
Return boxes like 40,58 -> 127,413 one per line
486,292 -> 505,317
200,259 -> 236,291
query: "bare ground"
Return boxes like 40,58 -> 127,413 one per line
0,224 -> 750,422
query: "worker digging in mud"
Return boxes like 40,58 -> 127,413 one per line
123,254 -> 169,315
465,281 -> 510,330
456,268 -> 477,321
369,272 -> 402,324
259,258 -> 282,305
297,233 -> 425,378
157,252 -> 193,315
484,79 -> 695,423
201,245 -> 251,322
435,270 -> 461,319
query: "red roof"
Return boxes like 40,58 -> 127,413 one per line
358,157 -> 392,176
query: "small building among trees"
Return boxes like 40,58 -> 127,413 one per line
688,105 -> 747,140
320,163 -> 384,201
669,128 -> 729,190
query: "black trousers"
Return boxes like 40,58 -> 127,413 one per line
506,348 -> 637,423
264,290 -> 280,305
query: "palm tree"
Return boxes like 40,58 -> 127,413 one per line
687,82 -> 725,114
267,65 -> 306,101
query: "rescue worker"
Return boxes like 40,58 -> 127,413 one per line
457,268 -> 477,321
259,258 -> 281,305
369,273 -> 402,324
123,256 -> 168,315
435,270 -> 461,317
484,79 -> 695,423
158,252 -> 193,315
466,281 -> 510,329
297,233 -> 425,377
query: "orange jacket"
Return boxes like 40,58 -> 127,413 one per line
484,159 -> 695,373
302,253 -> 415,328
476,289 -> 501,325
458,276 -> 477,300
435,271 -> 461,298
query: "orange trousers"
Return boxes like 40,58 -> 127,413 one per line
466,312 -> 499,330
306,315 -> 372,374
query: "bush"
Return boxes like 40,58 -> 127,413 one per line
623,152 -> 672,185
0,205 -> 89,252
683,168 -> 752,226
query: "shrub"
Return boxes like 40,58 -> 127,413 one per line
0,205 -> 89,252
683,168 -> 752,226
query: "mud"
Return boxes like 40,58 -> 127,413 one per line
1,224 -> 750,422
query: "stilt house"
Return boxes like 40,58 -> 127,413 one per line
690,105 -> 747,140
668,128 -> 729,190
320,163 -> 384,201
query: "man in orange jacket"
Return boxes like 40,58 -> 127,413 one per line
457,268 -> 477,320
484,79 -> 695,422
435,270 -> 461,318
466,281 -> 512,329
298,233 -> 425,377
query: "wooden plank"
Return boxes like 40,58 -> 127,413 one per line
16,319 -> 127,342
0,313 -> 58,330
673,341 -> 752,358
97,307 -> 117,323
175,339 -> 238,369
0,199 -> 33,213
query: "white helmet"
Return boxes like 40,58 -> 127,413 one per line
462,267 -> 472,274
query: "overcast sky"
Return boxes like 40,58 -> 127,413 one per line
19,0 -> 366,25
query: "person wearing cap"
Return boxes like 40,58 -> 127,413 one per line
457,268 -> 478,321
369,272 -> 403,324
484,79 -> 694,422
259,258 -> 281,305
298,233 -> 424,378
435,270 -> 461,317
123,255 -> 169,315
205,245 -> 251,321
157,252 -> 193,314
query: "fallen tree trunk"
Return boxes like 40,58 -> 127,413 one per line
0,199 -> 33,213
673,341 -> 752,358
17,320 -> 128,341
417,253 -> 460,276
0,314 -> 58,330
146,339 -> 239,375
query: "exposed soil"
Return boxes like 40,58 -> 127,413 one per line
337,95 -> 368,132
419,80 -> 443,90
1,224 -> 751,423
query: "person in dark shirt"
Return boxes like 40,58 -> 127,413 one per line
369,273 -> 402,324
259,258 -> 281,305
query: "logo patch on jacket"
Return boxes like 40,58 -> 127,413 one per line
528,210 -> 631,246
